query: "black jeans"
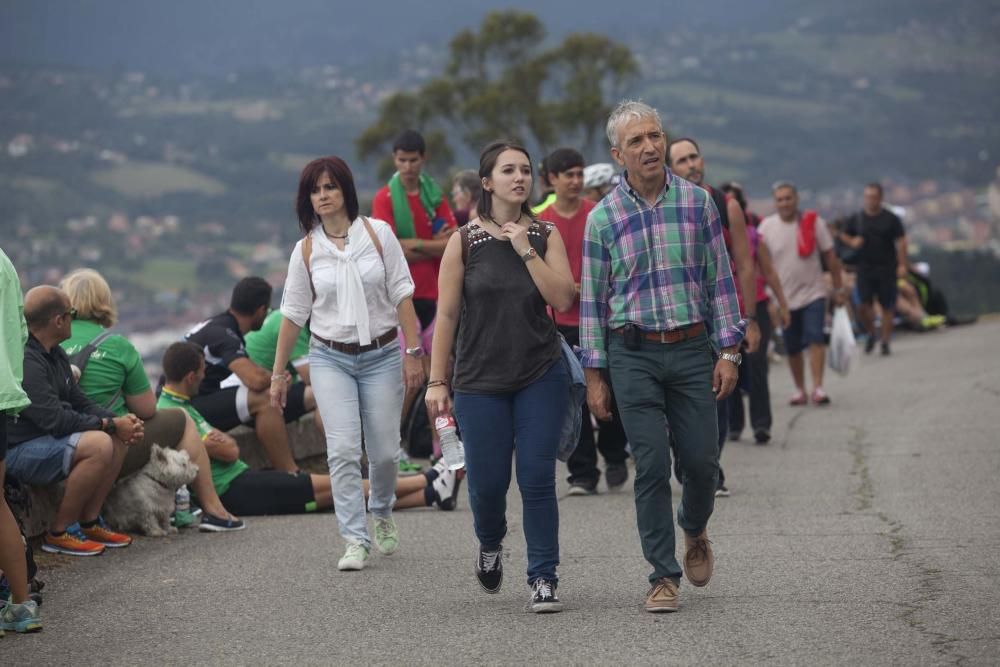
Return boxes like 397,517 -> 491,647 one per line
412,298 -> 437,331
558,326 -> 628,486
728,299 -> 773,436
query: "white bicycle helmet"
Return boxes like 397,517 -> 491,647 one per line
583,163 -> 616,189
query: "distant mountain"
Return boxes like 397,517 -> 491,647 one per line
5,1 -> 991,75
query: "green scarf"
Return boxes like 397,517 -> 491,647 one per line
388,172 -> 443,239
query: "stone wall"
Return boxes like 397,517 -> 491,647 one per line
15,420 -> 328,538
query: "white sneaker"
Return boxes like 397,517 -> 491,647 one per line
337,543 -> 371,571
433,468 -> 462,511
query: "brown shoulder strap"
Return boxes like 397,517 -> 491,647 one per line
459,224 -> 471,265
361,216 -> 384,261
302,235 -> 316,302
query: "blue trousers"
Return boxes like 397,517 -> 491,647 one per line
454,361 -> 568,585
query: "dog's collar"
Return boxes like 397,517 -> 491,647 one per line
142,470 -> 175,491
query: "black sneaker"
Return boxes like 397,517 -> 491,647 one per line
753,429 -> 771,445
881,342 -> 891,356
529,579 -> 563,613
865,336 -> 877,354
566,482 -> 597,496
476,544 -> 503,593
605,463 -> 629,490
715,481 -> 731,498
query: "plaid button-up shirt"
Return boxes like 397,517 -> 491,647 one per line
579,168 -> 745,368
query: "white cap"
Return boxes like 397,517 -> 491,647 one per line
584,163 -> 616,189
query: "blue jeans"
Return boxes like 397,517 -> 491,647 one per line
5,432 -> 83,485
453,361 -> 568,585
309,342 -> 403,548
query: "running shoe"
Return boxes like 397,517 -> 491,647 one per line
0,599 -> 42,634
41,528 -> 105,557
79,517 -> 132,548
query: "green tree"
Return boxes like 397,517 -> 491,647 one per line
356,10 -> 638,180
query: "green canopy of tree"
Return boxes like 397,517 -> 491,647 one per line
356,10 -> 637,180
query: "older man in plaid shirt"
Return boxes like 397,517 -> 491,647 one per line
579,100 -> 746,613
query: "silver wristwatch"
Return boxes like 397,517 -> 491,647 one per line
405,346 -> 425,358
720,351 -> 742,366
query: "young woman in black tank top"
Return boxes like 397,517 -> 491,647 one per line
425,141 -> 575,612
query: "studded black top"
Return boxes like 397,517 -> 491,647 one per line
452,220 -> 561,393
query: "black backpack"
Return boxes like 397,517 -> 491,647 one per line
69,330 -> 122,409
401,386 -> 434,459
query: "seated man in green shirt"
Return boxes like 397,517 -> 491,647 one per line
158,342 -> 461,517
59,269 -> 241,532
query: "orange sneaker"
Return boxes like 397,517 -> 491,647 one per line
80,519 -> 133,549
41,530 -> 106,557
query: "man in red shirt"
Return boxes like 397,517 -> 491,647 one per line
538,147 -> 629,495
371,129 -> 457,331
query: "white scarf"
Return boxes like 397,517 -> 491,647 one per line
311,222 -> 373,345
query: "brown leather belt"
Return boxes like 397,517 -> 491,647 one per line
613,322 -> 706,344
312,328 -> 397,355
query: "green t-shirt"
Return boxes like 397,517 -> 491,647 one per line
0,247 -> 30,414
156,387 -> 249,496
245,310 -> 311,379
61,320 -> 150,417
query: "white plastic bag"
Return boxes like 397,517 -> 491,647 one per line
827,306 -> 857,376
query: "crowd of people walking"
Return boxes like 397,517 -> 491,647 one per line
2,95 -> 920,630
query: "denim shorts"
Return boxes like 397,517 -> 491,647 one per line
5,432 -> 84,485
784,298 -> 827,355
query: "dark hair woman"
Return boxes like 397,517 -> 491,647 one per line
425,141 -> 576,612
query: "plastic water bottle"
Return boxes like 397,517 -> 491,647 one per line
175,485 -> 191,513
435,415 -> 465,471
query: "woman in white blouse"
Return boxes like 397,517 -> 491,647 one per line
270,156 -> 425,571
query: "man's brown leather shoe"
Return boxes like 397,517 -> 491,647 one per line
684,530 -> 714,587
645,577 -> 680,612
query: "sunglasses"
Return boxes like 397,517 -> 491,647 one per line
62,308 -> 77,320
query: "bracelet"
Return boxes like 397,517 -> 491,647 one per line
426,379 -> 449,388
271,374 -> 287,382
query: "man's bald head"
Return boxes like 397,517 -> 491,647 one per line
24,285 -> 71,330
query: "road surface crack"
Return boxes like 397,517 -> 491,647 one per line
848,426 -> 970,665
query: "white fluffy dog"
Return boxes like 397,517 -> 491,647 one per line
103,444 -> 198,536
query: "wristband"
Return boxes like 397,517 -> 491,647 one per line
426,379 -> 449,388
271,374 -> 287,382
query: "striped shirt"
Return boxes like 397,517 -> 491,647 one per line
579,168 -> 744,368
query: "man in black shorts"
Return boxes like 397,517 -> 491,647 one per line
185,277 -> 315,472
838,183 -> 907,356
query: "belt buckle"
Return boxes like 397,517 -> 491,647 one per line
659,331 -> 668,344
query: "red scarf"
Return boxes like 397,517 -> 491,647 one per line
797,210 -> 819,257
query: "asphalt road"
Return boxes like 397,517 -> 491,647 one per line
3,319 -> 998,665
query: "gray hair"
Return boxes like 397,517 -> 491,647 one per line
606,99 -> 663,148
771,180 -> 798,195
452,169 -> 482,205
